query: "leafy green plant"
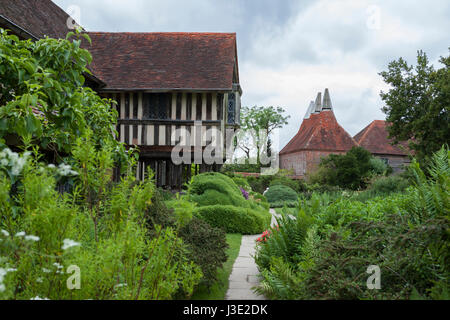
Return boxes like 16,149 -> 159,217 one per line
264,185 -> 298,207
254,146 -> 449,300
0,29 -> 126,165
194,205 -> 271,235
0,139 -> 203,300
317,147 -> 374,190
232,176 -> 252,192
179,217 -> 228,290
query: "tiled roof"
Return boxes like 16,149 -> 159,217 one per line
84,32 -> 239,91
280,110 -> 358,155
354,120 -> 410,156
0,0 -> 75,39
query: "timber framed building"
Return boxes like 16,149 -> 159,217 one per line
0,0 -> 242,189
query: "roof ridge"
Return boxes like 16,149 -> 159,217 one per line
355,120 -> 378,144
85,31 -> 236,36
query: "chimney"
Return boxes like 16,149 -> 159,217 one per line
304,101 -> 315,120
322,88 -> 333,110
314,92 -> 322,113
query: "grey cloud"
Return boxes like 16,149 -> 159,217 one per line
52,0 -> 449,147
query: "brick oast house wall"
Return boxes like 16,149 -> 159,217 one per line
280,89 -> 359,178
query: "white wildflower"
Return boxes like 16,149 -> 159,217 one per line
0,268 -> 7,281
115,283 -> 127,288
48,164 -> 56,169
62,239 -> 81,250
0,267 -> 14,292
0,159 -> 8,166
24,235 -> 40,242
0,230 -> 9,237
53,262 -> 63,270
36,277 -> 43,283
30,296 -> 50,300
42,268 -> 51,273
15,232 -> 26,237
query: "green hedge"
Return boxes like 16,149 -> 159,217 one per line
264,185 -> 298,206
188,173 -> 249,208
195,205 -> 272,235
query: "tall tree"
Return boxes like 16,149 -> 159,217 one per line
379,49 -> 450,163
239,106 -> 290,164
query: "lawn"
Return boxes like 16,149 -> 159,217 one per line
191,233 -> 243,300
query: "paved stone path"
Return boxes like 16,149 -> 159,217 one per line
225,209 -> 278,300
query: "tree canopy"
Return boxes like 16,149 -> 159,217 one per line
379,49 -> 450,163
0,28 -> 127,165
238,106 -> 290,163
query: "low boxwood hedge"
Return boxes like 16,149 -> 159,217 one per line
264,185 -> 298,206
194,205 -> 272,235
188,173 -> 250,208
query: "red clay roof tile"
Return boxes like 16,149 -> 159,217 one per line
280,110 -> 358,155
0,0 -> 74,39
353,120 -> 410,156
84,32 -> 238,91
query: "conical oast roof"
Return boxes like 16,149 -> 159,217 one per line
280,89 -> 358,155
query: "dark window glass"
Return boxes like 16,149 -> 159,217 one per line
143,93 -> 170,120
196,93 -> 202,120
217,93 -> 224,120
133,93 -> 138,119
176,93 -> 182,120
186,93 -> 192,120
206,93 -> 212,120
125,93 -> 130,119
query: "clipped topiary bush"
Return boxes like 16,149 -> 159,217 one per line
194,205 -> 272,235
264,185 -> 298,207
188,172 -> 250,208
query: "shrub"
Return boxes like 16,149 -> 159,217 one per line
145,191 -> 228,291
369,157 -> 388,175
187,172 -> 249,208
221,163 -> 261,174
254,146 -> 450,300
270,176 -> 307,193
370,175 -> 410,194
232,176 -> 252,191
318,147 -> 374,190
179,217 -> 228,290
264,185 -> 298,206
246,175 -> 274,194
194,205 -> 271,235
0,142 -> 203,300
250,191 -> 270,210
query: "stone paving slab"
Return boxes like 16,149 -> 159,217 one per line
225,210 -> 279,301
225,234 -> 264,300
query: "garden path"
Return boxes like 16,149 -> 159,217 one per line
224,209 -> 278,300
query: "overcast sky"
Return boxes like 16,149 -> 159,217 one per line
54,0 -> 450,149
